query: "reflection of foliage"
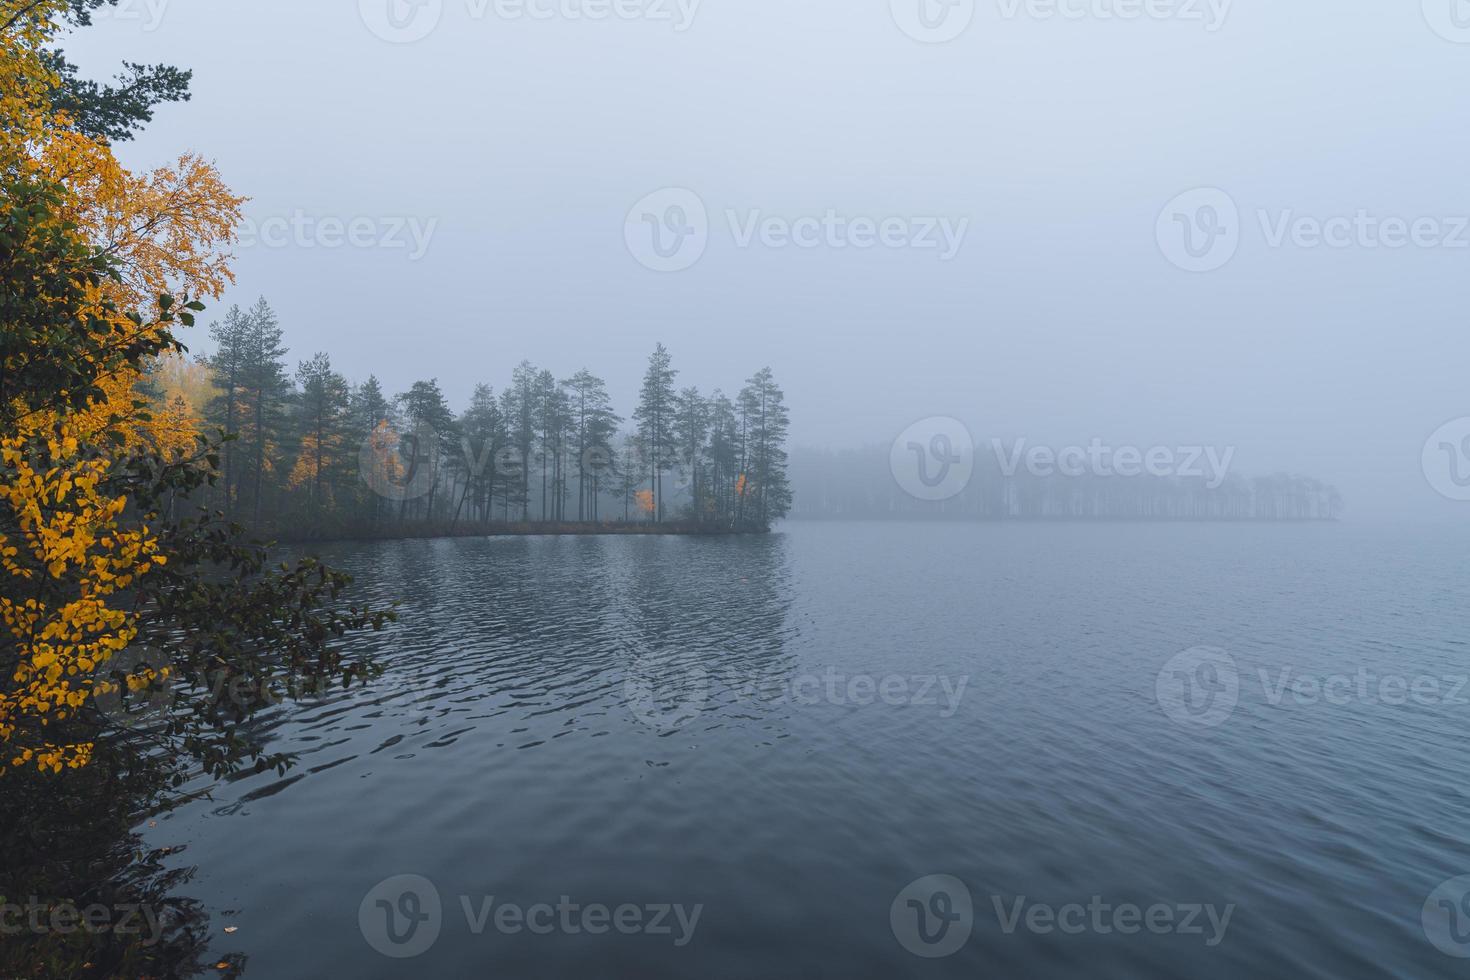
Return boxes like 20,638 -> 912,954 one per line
0,760 -> 245,978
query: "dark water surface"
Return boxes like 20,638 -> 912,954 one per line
148,522 -> 1470,978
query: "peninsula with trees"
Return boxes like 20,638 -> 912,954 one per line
147,309 -> 794,539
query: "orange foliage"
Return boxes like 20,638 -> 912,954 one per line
0,2 -> 239,772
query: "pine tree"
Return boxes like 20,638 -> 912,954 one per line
348,376 -> 392,523
673,386 -> 709,521
349,376 -> 392,440
503,362 -> 538,522
563,369 -> 619,521
617,433 -> 642,523
532,369 -> 564,522
238,297 -> 291,529
739,367 -> 792,529
205,304 -> 250,517
547,383 -> 573,521
706,389 -> 740,526
581,373 -> 621,522
394,379 -> 454,522
633,343 -> 677,522
457,383 -> 501,525
292,352 -> 349,513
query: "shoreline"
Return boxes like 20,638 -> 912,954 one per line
274,521 -> 765,545
268,516 -> 1342,547
784,515 -> 1342,524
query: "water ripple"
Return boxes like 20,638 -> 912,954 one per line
147,524 -> 1470,979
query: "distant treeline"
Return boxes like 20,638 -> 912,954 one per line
790,445 -> 1343,521
147,298 -> 792,536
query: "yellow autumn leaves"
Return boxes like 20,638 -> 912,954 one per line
0,427 -> 169,773
0,1 -> 237,772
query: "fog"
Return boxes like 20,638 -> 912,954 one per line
66,0 -> 1470,521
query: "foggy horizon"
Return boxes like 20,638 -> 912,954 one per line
59,0 -> 1470,522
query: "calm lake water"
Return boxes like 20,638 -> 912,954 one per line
148,522 -> 1470,978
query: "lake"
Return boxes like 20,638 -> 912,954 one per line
148,521 -> 1470,978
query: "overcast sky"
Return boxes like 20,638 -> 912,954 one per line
65,0 -> 1470,520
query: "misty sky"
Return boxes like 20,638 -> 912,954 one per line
65,0 -> 1470,520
